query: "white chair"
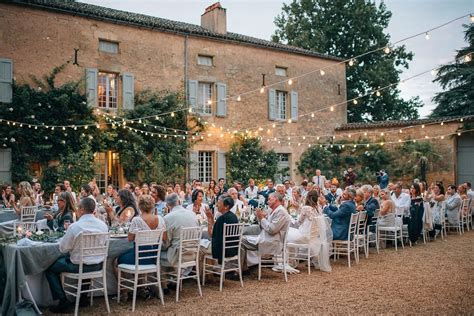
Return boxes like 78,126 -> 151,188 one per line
61,232 -> 110,316
202,223 -> 244,291
13,222 -> 37,237
377,213 -> 404,252
258,225 -> 289,282
117,229 -> 165,311
460,198 -> 471,233
445,201 -> 464,235
355,211 -> 367,260
366,209 -> 379,255
20,205 -> 38,222
438,202 -> 447,240
162,226 -> 202,302
332,212 -> 359,268
286,216 -> 319,274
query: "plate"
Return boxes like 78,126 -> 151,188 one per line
110,233 -> 128,238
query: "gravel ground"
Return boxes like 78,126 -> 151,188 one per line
46,230 -> 474,315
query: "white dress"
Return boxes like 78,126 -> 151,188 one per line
129,215 -> 166,233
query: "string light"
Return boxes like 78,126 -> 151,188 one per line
425,32 -> 430,40
384,46 -> 390,54
465,54 -> 472,62
353,99 -> 358,105
288,79 -> 293,85
330,106 -> 334,112
320,69 -> 325,76
375,91 -> 381,97
260,87 -> 265,94
348,59 -> 355,66
170,112 -> 175,117
237,95 -> 241,102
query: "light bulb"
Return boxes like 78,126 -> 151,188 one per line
287,119 -> 292,124
207,99 -> 212,105
272,123 -> 276,128
171,112 -> 175,117
380,132 -> 384,136
353,99 -> 358,105
441,122 -> 444,126
425,32 -> 430,40
384,46 -> 390,54
288,79 -> 293,85
422,125 -> 425,128
303,136 -> 306,140
260,87 -> 265,94
320,69 -> 325,76
364,132 -> 367,136
376,91 -> 381,97
330,106 -> 334,112
348,134 -> 352,138
311,113 -> 315,118
237,95 -> 241,102
348,59 -> 354,66
471,14 -> 474,22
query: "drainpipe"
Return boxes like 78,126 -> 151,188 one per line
184,35 -> 189,182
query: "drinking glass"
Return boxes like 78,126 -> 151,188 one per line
63,220 -> 71,231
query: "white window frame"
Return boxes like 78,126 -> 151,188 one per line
99,40 -> 119,54
198,151 -> 213,183
198,55 -> 213,66
97,72 -> 118,109
276,90 -> 287,120
196,82 -> 212,115
275,66 -> 287,76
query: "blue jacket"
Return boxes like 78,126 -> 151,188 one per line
377,173 -> 389,189
364,197 -> 379,218
324,200 -> 356,240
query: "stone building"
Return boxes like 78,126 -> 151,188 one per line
0,0 -> 347,190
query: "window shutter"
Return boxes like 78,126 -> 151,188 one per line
0,148 -> 12,184
290,90 -> 298,121
216,82 -> 227,117
85,68 -> 98,107
0,58 -> 13,103
188,80 -> 198,109
189,151 -> 199,181
268,88 -> 276,120
217,151 -> 226,181
122,72 -> 134,111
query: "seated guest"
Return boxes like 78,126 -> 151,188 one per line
275,184 -> 289,208
373,185 -> 381,205
105,184 -> 117,206
186,189 -> 209,222
241,192 -> 291,269
245,178 -> 259,200
360,184 -> 379,225
161,193 -> 199,266
445,184 -> 462,225
391,182 -> 411,218
354,189 -> 365,211
408,182 -> 424,244
322,180 -> 332,196
288,187 -> 303,213
321,188 -> 357,240
258,179 -> 275,205
45,198 -> 108,313
425,182 -> 445,237
283,180 -> 293,199
204,194 -> 239,264
150,184 -> 167,216
300,180 -> 309,198
1,183 -> 15,208
227,187 -> 246,215
287,190 -> 322,244
133,185 -> 142,204
377,189 -> 398,227
104,189 -> 138,226
32,180 -> 44,206
45,191 -> 75,232
141,183 -> 150,195
325,183 -> 340,205
12,181 -> 35,215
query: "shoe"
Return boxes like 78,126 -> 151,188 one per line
225,272 -> 241,281
49,299 -> 73,313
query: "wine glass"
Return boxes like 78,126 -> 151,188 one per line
63,220 -> 71,231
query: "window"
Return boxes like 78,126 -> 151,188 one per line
98,72 -> 118,109
276,90 -> 287,120
198,151 -> 213,183
99,40 -> 119,54
275,66 -> 287,76
196,82 -> 212,115
198,55 -> 213,66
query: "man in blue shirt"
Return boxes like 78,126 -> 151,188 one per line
321,188 -> 357,240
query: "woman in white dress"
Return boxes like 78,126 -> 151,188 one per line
377,189 -> 398,227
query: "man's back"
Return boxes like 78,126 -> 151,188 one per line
212,211 -> 239,263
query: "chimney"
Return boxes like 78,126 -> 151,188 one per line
201,2 -> 227,35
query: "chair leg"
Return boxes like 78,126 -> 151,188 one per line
347,247 -> 351,268
307,248 -> 311,275
394,231 -> 398,251
103,274 -> 110,313
202,260 -> 206,286
24,281 -> 42,315
219,263 -> 225,292
400,230 -> 404,249
258,259 -> 262,280
132,273 -> 138,312
74,278 -> 82,316
238,256 -> 243,288
196,262 -> 202,297
175,268 -> 181,303
157,268 -> 164,306
117,270 -> 121,303
283,254 -> 288,282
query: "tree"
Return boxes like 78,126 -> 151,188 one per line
227,137 -> 278,184
430,24 -> 473,118
273,0 -> 422,122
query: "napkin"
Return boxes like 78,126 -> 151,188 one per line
17,238 -> 43,247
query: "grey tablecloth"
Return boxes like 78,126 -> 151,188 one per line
0,210 -> 18,223
0,237 -> 132,316
0,210 -> 50,236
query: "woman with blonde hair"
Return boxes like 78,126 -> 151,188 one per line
13,181 -> 35,215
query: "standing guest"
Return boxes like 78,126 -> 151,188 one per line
288,187 -> 303,213
360,185 -> 379,226
88,179 -> 100,198
321,188 -> 357,240
300,180 -> 309,198
124,182 -> 135,193
63,180 -> 77,202
104,189 -> 138,226
150,184 -> 167,216
208,185 -> 221,213
377,189 -> 397,227
312,169 -> 327,191
376,170 -> 389,189
79,183 -> 94,204
387,182 -> 395,193
166,185 -> 174,195
32,181 -> 44,206
206,181 -> 217,205
45,191 -> 75,232
204,194 -> 239,265
161,193 -> 199,267
445,184 -> 462,225
141,183 -> 150,195
343,167 -> 357,188
258,179 -> 275,205
13,181 -> 35,215
408,183 -> 424,244
45,198 -> 108,313
1,183 -> 15,208
244,178 -> 259,200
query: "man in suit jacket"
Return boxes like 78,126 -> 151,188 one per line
322,188 -> 357,240
361,184 -> 380,226
161,193 -> 199,266
312,169 -> 327,190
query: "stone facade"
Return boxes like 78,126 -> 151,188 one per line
0,2 -> 347,184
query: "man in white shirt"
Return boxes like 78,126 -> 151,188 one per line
244,178 -> 259,200
283,180 -> 293,199
228,187 -> 246,214
391,182 -> 411,217
312,169 -> 327,190
45,198 -> 108,313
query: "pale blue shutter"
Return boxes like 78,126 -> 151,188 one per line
0,59 -> 13,103
122,72 -> 134,111
85,68 -> 98,107
216,82 -> 227,117
217,151 -> 226,180
268,88 -> 276,120
0,148 -> 12,184
290,90 -> 298,121
189,151 -> 199,181
188,80 -> 198,109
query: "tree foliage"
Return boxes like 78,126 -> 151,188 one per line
227,137 -> 278,184
430,24 -> 474,118
273,0 -> 422,122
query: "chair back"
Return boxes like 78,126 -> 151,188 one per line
13,222 -> 37,237
372,208 -> 380,222
78,232 -> 110,272
461,198 -> 470,217
178,227 -> 202,265
347,212 -> 359,241
20,206 -> 38,222
134,229 -> 165,266
356,211 -> 367,235
222,223 -> 244,259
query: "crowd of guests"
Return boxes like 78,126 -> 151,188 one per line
1,169 -> 473,313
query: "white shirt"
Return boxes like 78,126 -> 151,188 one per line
230,199 -> 245,214
59,214 -> 108,265
244,186 -> 259,199
391,192 -> 411,216
312,175 -> 327,189
186,203 -> 208,221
